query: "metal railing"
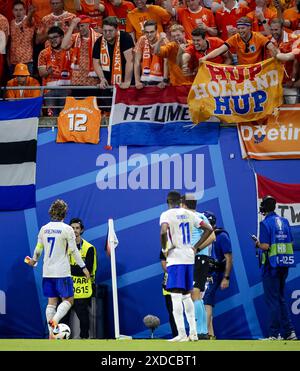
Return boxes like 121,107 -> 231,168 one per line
1,85 -> 299,128
0,85 -> 114,127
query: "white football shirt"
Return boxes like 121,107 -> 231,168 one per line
159,207 -> 204,266
37,221 -> 85,277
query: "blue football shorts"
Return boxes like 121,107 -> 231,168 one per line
166,264 -> 194,292
42,277 -> 74,298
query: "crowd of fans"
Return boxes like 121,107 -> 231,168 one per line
0,0 -> 300,116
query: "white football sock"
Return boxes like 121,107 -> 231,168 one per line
182,294 -> 197,335
52,301 -> 72,324
171,293 -> 186,337
46,304 -> 57,332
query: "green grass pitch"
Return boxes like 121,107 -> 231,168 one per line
0,339 -> 299,351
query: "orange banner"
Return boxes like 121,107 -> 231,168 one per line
237,105 -> 300,160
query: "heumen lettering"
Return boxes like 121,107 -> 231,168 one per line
123,104 -> 190,122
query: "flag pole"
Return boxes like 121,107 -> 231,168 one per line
108,219 -> 120,339
108,219 -> 132,340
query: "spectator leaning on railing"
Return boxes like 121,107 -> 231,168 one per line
182,28 -> 232,76
92,16 -> 134,90
38,26 -> 71,116
134,20 -> 168,89
153,24 -> 195,86
5,63 -> 40,99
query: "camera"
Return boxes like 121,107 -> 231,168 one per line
208,256 -> 225,273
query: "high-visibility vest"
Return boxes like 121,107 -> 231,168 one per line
69,239 -> 97,299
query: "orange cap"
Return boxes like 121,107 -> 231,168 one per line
13,63 -> 30,76
78,15 -> 92,24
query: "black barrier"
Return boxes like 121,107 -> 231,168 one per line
95,284 -> 108,339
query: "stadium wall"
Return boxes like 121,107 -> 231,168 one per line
0,127 -> 299,339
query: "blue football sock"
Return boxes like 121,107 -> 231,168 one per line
200,299 -> 208,334
194,300 -> 202,334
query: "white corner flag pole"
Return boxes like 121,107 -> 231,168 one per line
108,219 -> 132,340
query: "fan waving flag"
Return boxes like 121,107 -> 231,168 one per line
0,97 -> 42,211
256,174 -> 300,250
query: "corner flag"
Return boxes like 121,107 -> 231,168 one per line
106,219 -> 131,340
105,219 -> 119,257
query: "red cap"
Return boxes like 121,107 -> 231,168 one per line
78,15 -> 92,24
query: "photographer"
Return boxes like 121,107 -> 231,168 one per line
254,196 -> 297,340
203,211 -> 233,340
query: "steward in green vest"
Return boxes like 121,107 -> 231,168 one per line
68,218 -> 97,339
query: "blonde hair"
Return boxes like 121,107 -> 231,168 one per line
169,24 -> 185,33
49,199 -> 68,221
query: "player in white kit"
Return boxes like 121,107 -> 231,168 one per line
160,191 -> 213,342
27,199 -> 90,338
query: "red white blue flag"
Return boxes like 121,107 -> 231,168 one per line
107,86 -> 220,146
256,174 -> 300,250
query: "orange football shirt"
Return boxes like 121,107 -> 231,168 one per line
57,96 -> 101,144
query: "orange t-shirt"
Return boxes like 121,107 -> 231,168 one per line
64,0 -> 77,14
38,47 -> 72,86
186,37 -> 226,64
40,11 -> 76,34
177,7 -> 216,40
26,0 -> 52,26
78,0 -> 104,30
5,77 -> 41,99
159,41 -> 194,86
268,31 -> 300,82
104,1 -> 135,31
225,32 -> 270,65
57,96 -> 101,144
126,5 -> 171,40
10,17 -> 35,64
215,4 -> 250,41
283,7 -> 300,31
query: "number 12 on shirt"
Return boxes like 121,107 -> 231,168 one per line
68,113 -> 87,131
